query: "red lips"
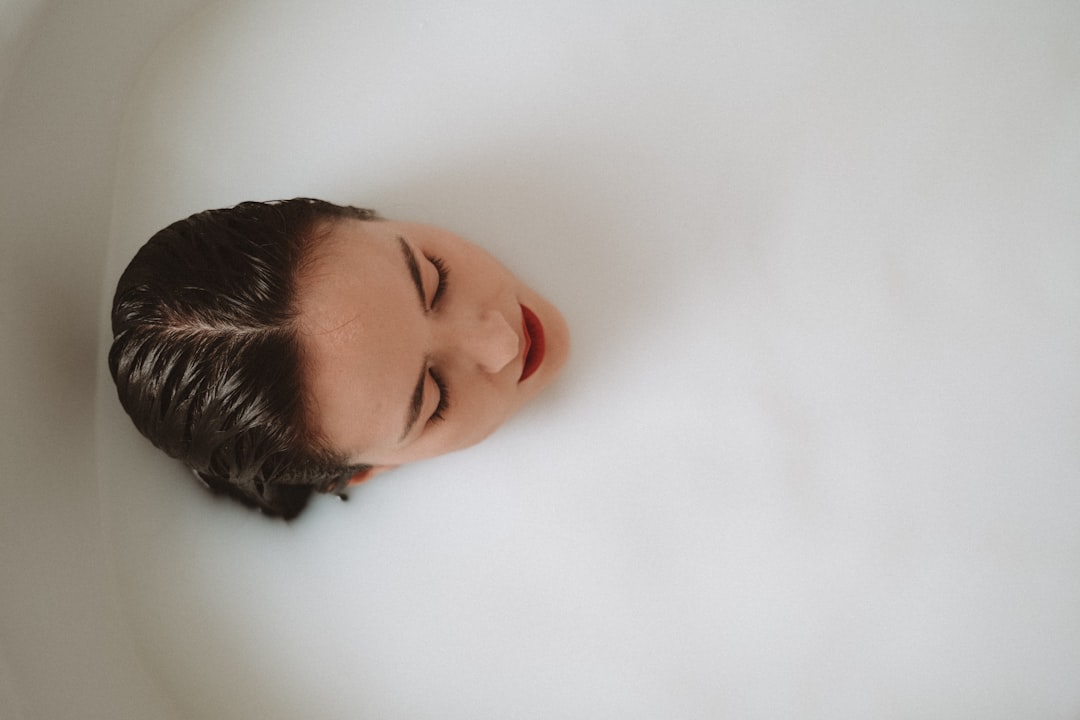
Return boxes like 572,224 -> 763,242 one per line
519,304 -> 545,382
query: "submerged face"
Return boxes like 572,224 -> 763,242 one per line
297,218 -> 569,481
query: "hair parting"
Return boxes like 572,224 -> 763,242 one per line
108,198 -> 376,519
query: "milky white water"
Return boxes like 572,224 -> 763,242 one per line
2,1 -> 1078,719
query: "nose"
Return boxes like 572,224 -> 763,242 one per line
459,308 -> 519,374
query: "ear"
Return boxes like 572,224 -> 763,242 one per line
347,465 -> 397,487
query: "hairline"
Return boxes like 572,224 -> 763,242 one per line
290,213 -> 380,467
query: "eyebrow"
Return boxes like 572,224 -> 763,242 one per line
401,362 -> 426,442
398,235 -> 426,311
398,236 -> 427,441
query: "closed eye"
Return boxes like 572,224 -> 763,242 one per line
427,254 -> 449,308
428,367 -> 450,424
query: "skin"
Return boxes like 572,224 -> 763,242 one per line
297,217 -> 570,484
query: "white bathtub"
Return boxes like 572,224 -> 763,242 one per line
3,2 -> 1079,719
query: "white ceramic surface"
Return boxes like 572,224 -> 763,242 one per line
3,1 -> 1079,719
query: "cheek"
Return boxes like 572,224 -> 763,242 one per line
437,385 -> 518,449
456,243 -> 516,286
458,393 -> 512,437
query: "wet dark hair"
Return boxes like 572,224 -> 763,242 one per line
108,198 -> 376,519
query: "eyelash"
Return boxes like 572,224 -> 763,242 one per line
428,367 -> 450,425
425,254 -> 451,426
427,254 -> 449,308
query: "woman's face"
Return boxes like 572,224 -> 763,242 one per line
297,218 -> 569,481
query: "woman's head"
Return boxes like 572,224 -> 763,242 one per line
296,215 -> 569,472
108,199 -> 568,519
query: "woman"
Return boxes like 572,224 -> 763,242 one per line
109,198 -> 569,519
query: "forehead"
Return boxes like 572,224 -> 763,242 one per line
302,220 -> 394,303
296,219 -> 417,459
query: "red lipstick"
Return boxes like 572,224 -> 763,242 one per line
519,304 -> 545,382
